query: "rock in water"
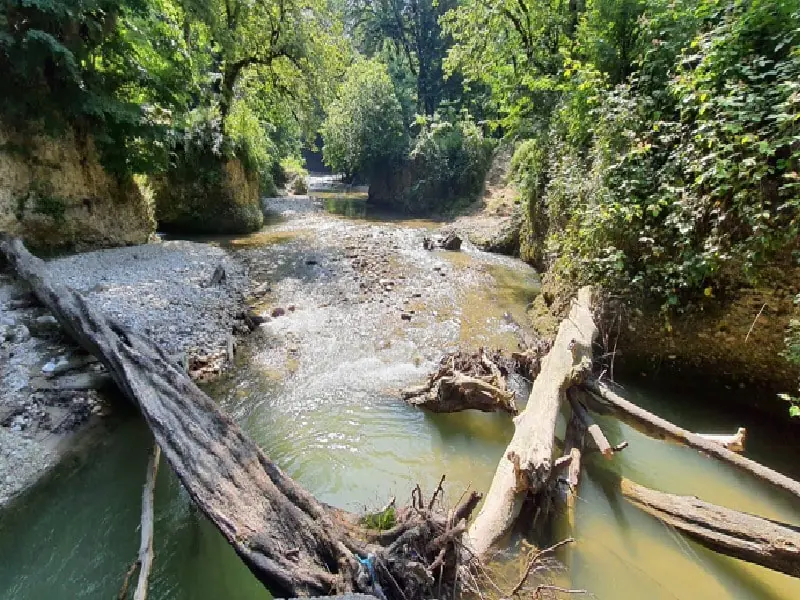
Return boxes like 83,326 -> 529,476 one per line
422,232 -> 462,251
440,232 -> 462,251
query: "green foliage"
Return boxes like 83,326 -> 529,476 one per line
399,112 -> 494,211
321,59 -> 407,180
0,0 -> 191,175
453,0 -> 800,311
14,181 -> 67,223
347,0 -> 461,116
361,506 -> 397,531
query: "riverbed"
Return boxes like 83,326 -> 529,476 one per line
0,186 -> 798,600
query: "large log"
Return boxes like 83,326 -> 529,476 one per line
466,287 -> 598,556
585,380 -> 800,500
0,235 -> 475,599
621,478 -> 800,578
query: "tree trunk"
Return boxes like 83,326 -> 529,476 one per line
466,287 -> 598,556
621,478 -> 800,578
0,235 -> 475,599
584,380 -> 800,500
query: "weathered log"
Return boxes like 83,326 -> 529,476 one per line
621,478 -> 800,578
402,349 -> 519,415
553,411 -> 585,528
560,390 -> 588,503
0,235 -> 476,599
135,444 -> 161,600
467,287 -> 598,556
696,427 -> 746,453
585,380 -> 800,500
404,371 -> 518,414
30,371 -> 113,391
568,390 -> 613,459
119,444 -> 160,600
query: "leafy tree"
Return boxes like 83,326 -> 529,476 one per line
0,0 -> 190,174
321,58 -> 406,179
347,0 -> 460,116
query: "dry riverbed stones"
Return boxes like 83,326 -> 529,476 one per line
0,240 -> 251,507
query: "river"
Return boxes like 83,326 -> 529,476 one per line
1,182 -> 798,600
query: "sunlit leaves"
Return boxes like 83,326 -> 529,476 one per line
321,58 -> 407,178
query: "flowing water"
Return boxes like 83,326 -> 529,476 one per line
1,182 -> 798,600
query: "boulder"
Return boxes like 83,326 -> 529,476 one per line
154,152 -> 263,234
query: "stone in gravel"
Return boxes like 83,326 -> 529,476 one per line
11,324 -> 30,343
246,310 -> 271,326
401,313 -> 412,321
271,307 -> 287,318
27,315 -> 60,336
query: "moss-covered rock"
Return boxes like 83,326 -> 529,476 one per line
154,151 -> 263,234
0,123 -> 154,251
528,269 -> 800,412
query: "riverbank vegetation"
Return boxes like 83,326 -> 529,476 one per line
440,0 -> 800,305
0,0 -> 345,232
3,0 -> 799,397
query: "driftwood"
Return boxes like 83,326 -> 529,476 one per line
0,235 -> 477,599
402,349 -> 519,415
585,380 -> 800,500
568,390 -> 613,459
621,478 -> 800,578
467,287 -> 598,556
696,427 -> 746,453
119,444 -> 161,600
553,403 -> 585,523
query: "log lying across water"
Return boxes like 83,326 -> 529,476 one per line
584,380 -> 800,500
621,478 -> 800,577
0,235 -> 476,600
467,287 -> 598,556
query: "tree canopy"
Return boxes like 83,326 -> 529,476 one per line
321,58 -> 406,180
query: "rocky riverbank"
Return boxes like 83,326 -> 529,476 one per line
0,240 -> 249,508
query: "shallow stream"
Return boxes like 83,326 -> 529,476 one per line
1,182 -> 798,600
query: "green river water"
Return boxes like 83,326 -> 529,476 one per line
1,188 -> 798,600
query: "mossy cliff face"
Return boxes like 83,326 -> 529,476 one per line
0,124 -> 154,250
616,280 -> 800,403
527,271 -> 800,409
154,152 -> 263,234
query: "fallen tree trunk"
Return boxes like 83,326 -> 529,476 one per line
134,444 -> 160,600
696,428 -> 746,453
403,371 -> 517,414
621,478 -> 800,578
568,390 -> 613,459
467,287 -> 598,556
585,380 -> 800,500
0,235 -> 477,599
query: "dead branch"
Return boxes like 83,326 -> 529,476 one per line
586,379 -> 800,500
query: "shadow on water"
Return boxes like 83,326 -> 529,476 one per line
0,415 -> 269,600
